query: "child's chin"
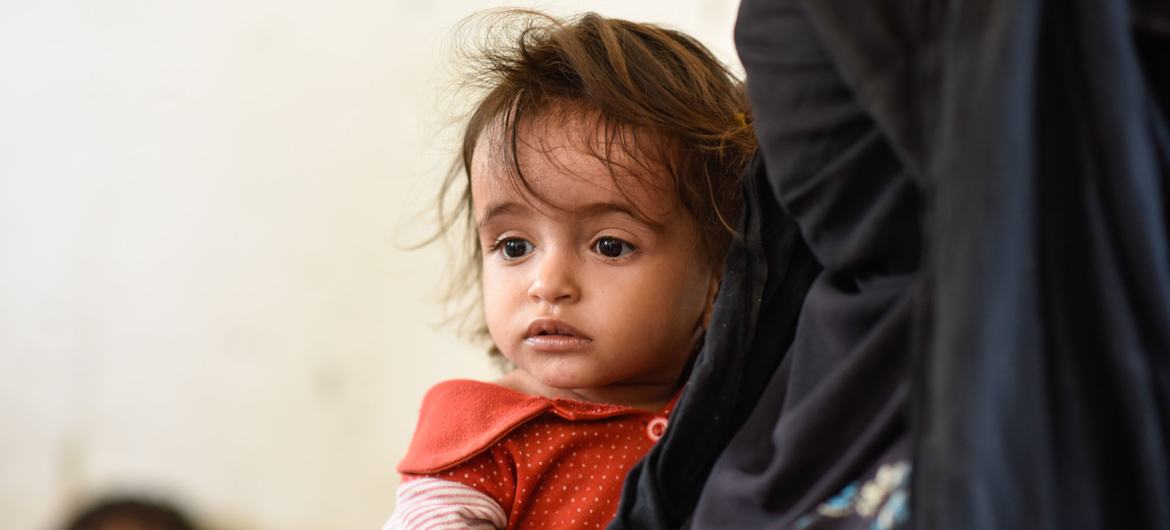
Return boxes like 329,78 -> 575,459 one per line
537,375 -> 589,389
534,373 -> 606,393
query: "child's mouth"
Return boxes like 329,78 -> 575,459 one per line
524,319 -> 592,351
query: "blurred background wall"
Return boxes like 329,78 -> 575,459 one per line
0,1 -> 740,529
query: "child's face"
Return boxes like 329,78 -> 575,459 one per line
471,115 -> 719,405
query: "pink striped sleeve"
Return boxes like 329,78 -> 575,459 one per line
383,477 -> 507,530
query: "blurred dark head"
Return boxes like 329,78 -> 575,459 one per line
63,497 -> 196,530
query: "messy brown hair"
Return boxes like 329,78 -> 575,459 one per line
437,10 -> 755,352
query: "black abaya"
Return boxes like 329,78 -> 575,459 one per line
610,0 -> 1170,528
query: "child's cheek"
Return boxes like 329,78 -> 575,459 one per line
480,265 -> 520,348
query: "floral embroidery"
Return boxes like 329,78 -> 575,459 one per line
817,483 -> 859,517
875,489 -> 908,530
794,461 -> 911,530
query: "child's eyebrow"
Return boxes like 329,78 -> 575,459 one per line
575,202 -> 666,233
477,201 -> 526,229
477,200 -> 667,232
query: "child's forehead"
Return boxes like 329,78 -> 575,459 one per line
470,161 -> 676,228
475,110 -> 674,187
471,114 -> 680,219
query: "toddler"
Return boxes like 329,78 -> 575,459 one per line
386,11 -> 754,530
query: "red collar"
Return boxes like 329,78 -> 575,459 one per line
398,379 -> 678,474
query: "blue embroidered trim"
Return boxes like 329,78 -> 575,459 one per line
793,461 -> 911,530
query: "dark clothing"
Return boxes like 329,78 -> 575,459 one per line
915,1 -> 1170,528
610,0 -> 1170,529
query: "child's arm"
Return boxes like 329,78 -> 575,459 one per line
383,476 -> 507,530
384,446 -> 516,530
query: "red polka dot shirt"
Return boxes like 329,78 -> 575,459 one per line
384,379 -> 676,530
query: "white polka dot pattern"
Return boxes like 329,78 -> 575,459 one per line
404,409 -> 666,529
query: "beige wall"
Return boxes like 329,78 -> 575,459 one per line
0,1 -> 741,529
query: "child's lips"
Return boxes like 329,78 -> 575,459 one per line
524,334 -> 593,352
524,318 -> 592,352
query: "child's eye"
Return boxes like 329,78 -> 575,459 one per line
593,237 -> 635,259
498,238 -> 534,260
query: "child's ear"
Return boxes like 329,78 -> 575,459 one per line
701,269 -> 721,329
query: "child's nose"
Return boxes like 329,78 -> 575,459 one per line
527,249 -> 580,304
